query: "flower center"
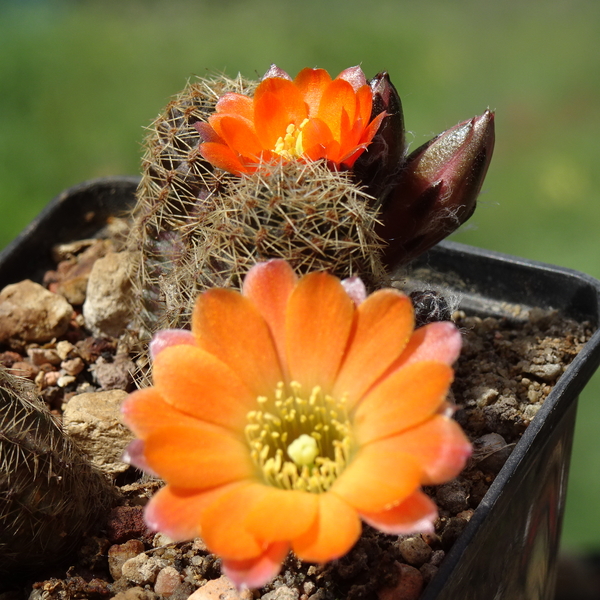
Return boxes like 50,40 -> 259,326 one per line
272,119 -> 309,159
245,381 -> 354,493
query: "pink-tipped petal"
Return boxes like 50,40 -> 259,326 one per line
221,541 -> 289,589
144,483 -> 238,542
360,490 -> 438,535
336,66 -> 367,92
150,329 -> 197,360
121,439 -> 159,476
398,321 -> 462,368
262,64 -> 292,81
341,276 -> 367,306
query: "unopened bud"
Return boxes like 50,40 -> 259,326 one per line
353,72 -> 406,200
377,109 -> 495,266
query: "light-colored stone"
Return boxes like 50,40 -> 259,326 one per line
83,252 -> 133,337
154,566 -> 182,596
187,576 -> 253,600
0,279 -> 73,343
108,539 -> 145,581
56,340 -> 76,360
121,554 -> 167,585
397,536 -> 433,567
262,586 -> 299,600
27,347 -> 61,366
62,389 -> 132,474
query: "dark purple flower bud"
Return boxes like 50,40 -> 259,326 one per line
377,109 -> 495,266
353,72 -> 406,200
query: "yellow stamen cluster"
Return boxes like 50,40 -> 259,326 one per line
245,381 -> 354,493
273,119 -> 309,159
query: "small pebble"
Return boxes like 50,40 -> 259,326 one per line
62,356 -> 85,376
121,554 -> 166,585
378,562 -> 423,600
108,539 -> 145,580
27,348 -> 61,366
44,371 -> 61,387
187,576 -> 253,599
57,374 -> 76,388
441,517 -> 468,550
397,536 -> 433,567
154,566 -> 182,596
56,340 -> 76,360
8,361 -> 39,380
435,480 -> 469,513
0,279 -> 73,343
262,586 -> 299,600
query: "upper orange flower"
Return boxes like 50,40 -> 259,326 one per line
122,260 -> 471,589
195,65 -> 387,175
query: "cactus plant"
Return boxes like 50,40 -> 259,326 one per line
0,368 -> 115,574
126,66 -> 494,342
127,71 -> 386,340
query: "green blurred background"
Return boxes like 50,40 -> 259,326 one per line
1,0 -> 599,552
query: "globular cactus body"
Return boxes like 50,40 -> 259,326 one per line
128,74 -> 385,338
0,368 -> 114,574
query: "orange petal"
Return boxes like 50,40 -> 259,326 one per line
245,487 -> 319,542
210,114 -> 263,160
333,289 -> 414,408
360,490 -> 437,535
292,492 -> 361,563
384,415 -> 472,485
144,424 -> 254,489
242,260 -> 298,374
152,344 -> 254,431
199,141 -> 248,175
294,68 -> 332,117
331,442 -> 423,513
285,272 -> 355,392
301,118 -> 334,161
317,78 -> 357,140
121,388 -> 202,438
254,78 -> 308,149
200,482 -> 271,560
360,110 -> 387,145
192,288 -> 283,396
144,483 -> 238,541
222,541 -> 289,589
356,85 -> 373,132
353,361 -> 453,444
215,92 -> 254,121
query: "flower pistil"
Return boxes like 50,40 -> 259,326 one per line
245,381 -> 353,493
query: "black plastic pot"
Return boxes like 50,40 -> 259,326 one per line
2,178 -> 600,600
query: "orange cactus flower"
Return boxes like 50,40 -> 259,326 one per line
196,65 -> 387,175
122,260 -> 471,588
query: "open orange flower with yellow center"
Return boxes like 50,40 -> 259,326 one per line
122,260 -> 471,588
196,65 -> 387,175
